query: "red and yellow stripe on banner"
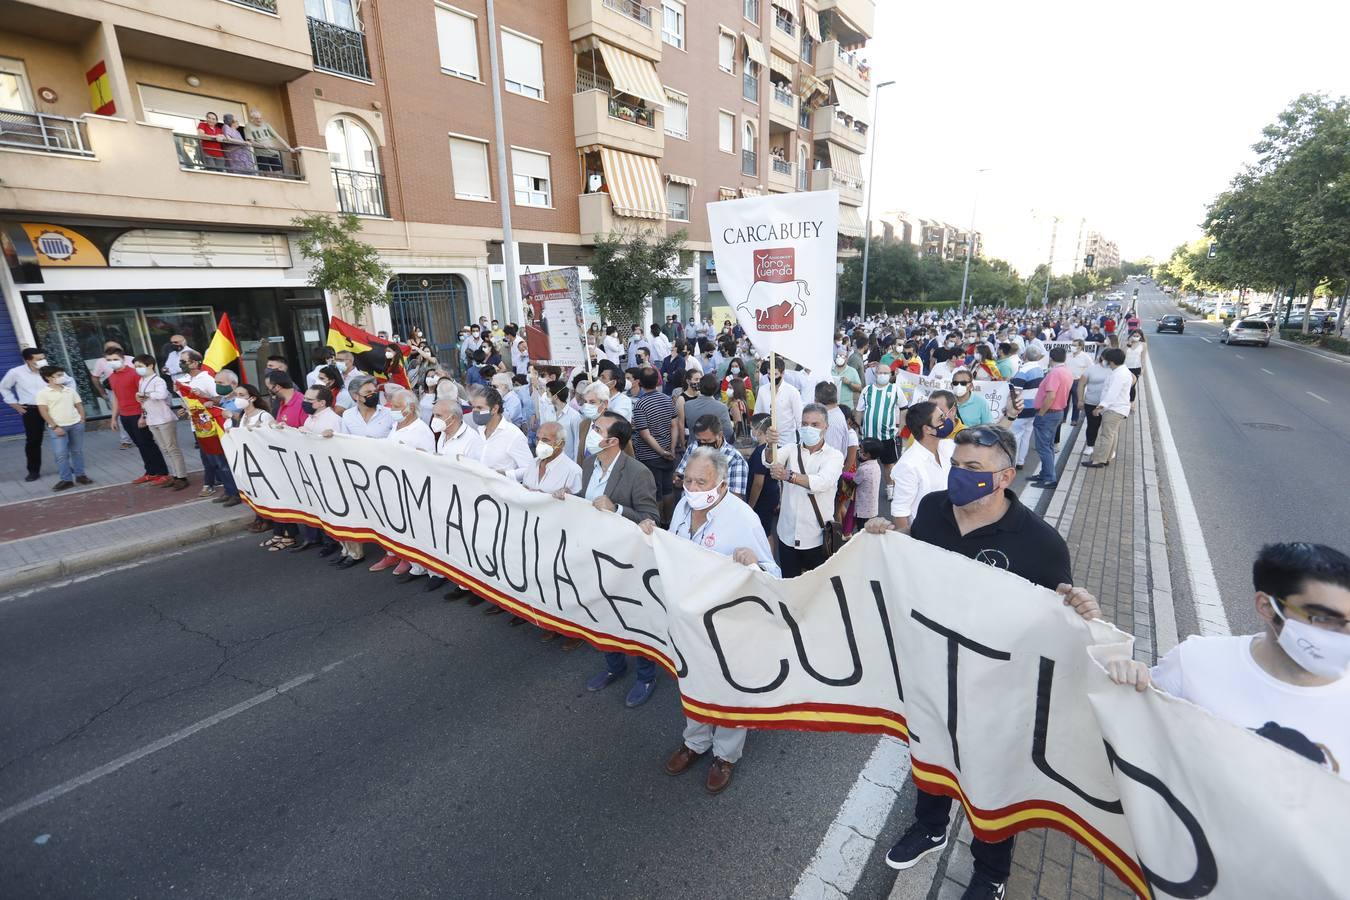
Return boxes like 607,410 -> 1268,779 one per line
240,494 -> 1147,898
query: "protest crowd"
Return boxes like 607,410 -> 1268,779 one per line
6,299 -> 1347,900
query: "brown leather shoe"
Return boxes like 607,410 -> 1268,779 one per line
705,758 -> 735,794
664,745 -> 707,776
560,637 -> 583,651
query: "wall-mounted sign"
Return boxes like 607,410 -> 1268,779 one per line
21,223 -> 108,268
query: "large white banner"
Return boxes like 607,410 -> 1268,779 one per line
894,369 -> 1010,420
708,191 -> 839,375
224,427 -> 1350,899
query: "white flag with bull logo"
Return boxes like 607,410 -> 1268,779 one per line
707,191 -> 839,375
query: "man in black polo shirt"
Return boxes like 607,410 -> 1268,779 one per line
874,424 -> 1099,900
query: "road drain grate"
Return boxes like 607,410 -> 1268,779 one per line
1242,422 -> 1293,432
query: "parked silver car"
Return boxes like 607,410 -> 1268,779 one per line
1221,318 -> 1272,347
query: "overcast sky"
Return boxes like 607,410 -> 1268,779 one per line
863,0 -> 1350,276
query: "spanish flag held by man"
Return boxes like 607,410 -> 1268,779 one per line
202,313 -> 247,383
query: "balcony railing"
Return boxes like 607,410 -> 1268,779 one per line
771,157 -> 793,177
774,12 -> 795,36
308,16 -> 371,81
0,109 -> 93,157
772,85 -> 795,108
576,69 -> 613,94
332,167 -> 389,216
742,149 -> 757,176
608,95 -> 655,128
174,133 -> 304,179
797,168 -> 808,191
226,0 -> 277,11
602,0 -> 652,27
742,71 -> 759,102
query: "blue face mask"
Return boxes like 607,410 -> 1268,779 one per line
947,465 -> 997,507
935,417 -> 956,439
798,425 -> 822,446
222,398 -> 243,413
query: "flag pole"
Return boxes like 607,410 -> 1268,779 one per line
767,351 -> 777,464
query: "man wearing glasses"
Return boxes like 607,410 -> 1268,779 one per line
1105,541 -> 1350,780
875,424 -> 1100,900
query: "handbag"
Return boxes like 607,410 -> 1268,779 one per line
797,442 -> 843,557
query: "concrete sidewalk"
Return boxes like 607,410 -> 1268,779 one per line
0,421 -> 251,594
890,386 -> 1168,900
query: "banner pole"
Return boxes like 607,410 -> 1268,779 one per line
768,351 -> 777,464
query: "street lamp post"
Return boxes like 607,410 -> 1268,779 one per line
485,0 -> 520,324
957,168 -> 991,313
858,80 -> 896,321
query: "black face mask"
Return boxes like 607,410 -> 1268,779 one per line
301,400 -> 317,415
361,394 -> 379,408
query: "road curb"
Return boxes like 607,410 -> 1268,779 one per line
0,509 -> 253,596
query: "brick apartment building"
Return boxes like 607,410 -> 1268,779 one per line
0,0 -> 874,433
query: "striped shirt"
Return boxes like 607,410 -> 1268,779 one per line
857,382 -> 907,440
632,389 -> 675,464
675,440 -> 749,497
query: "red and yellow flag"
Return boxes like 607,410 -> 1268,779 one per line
326,316 -> 410,388
202,313 -> 246,384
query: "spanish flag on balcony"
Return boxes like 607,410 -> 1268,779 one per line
202,313 -> 246,383
325,315 -> 410,388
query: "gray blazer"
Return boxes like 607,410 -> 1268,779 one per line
580,451 -> 660,525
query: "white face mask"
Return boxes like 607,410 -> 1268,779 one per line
581,402 -> 600,420
107,358 -> 124,369
685,481 -> 723,511
584,428 -> 605,454
834,356 -> 846,367
429,416 -> 448,434
1272,600 -> 1350,679
875,371 -> 891,384
953,383 -> 970,397
425,375 -> 438,387
134,365 -> 151,377
534,442 -> 555,460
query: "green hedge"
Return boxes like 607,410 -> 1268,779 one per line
1279,329 -> 1349,354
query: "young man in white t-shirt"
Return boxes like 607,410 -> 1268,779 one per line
1108,542 -> 1350,781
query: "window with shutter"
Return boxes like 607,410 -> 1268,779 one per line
501,30 -> 544,99
718,31 -> 736,73
718,111 -> 735,153
450,137 -> 491,200
435,5 -> 480,81
664,91 -> 689,140
511,148 -> 551,207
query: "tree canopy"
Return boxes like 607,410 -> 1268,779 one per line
292,213 -> 392,321
589,229 -> 689,328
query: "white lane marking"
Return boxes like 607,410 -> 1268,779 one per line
0,668 -> 322,825
1260,368 -> 1274,375
1145,363 -> 1231,638
793,736 -> 910,899
1274,337 -> 1350,367
1307,391 -> 1330,403
1200,337 -> 1213,344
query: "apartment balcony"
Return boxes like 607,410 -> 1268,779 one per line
572,77 -> 664,158
769,84 -> 798,130
331,167 -> 388,217
817,0 -> 875,41
767,156 -> 796,192
1,115 -> 335,229
770,10 -> 800,60
307,16 -> 371,81
816,40 -> 869,94
812,106 -> 868,153
567,0 -> 662,62
811,167 -> 864,206
579,191 -> 662,243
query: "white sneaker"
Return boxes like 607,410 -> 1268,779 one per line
1082,446 -> 1094,457
885,484 -> 894,501
1110,452 -> 1117,461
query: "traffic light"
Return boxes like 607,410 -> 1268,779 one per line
1084,254 -> 1094,268
1207,243 -> 1217,259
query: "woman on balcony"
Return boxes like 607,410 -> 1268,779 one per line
196,112 -> 226,170
221,114 -> 256,175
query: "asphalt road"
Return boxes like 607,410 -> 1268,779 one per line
1136,285 -> 1350,634
0,537 -> 912,899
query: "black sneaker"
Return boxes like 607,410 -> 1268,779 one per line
961,878 -> 1006,900
884,824 -> 948,870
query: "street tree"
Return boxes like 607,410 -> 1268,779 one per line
589,229 -> 689,329
292,213 -> 392,321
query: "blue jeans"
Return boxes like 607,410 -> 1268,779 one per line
605,651 -> 656,684
201,453 -> 238,498
50,421 -> 86,482
1033,410 -> 1064,482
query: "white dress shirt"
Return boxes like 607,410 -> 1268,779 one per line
1067,350 -> 1094,381
753,378 -> 804,447
2,364 -> 64,405
300,406 -> 343,435
1099,365 -> 1134,417
776,441 -> 845,549
522,453 -> 583,495
671,492 -> 781,577
601,335 -> 624,365
385,417 -> 437,454
607,390 -> 634,421
470,418 -> 533,477
891,439 -> 956,519
584,453 -> 620,503
165,345 -> 197,376
649,332 -> 671,362
437,421 -> 484,459
538,401 -> 583,462
341,405 -> 396,438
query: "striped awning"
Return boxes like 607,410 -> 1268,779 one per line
771,0 -> 800,15
600,148 -> 666,220
801,2 -> 821,41
799,74 -> 829,99
666,173 -> 697,187
770,52 -> 795,78
740,186 -> 766,198
838,205 -> 865,236
596,42 -> 666,107
825,144 -> 864,180
742,34 -> 768,67
833,81 -> 870,123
